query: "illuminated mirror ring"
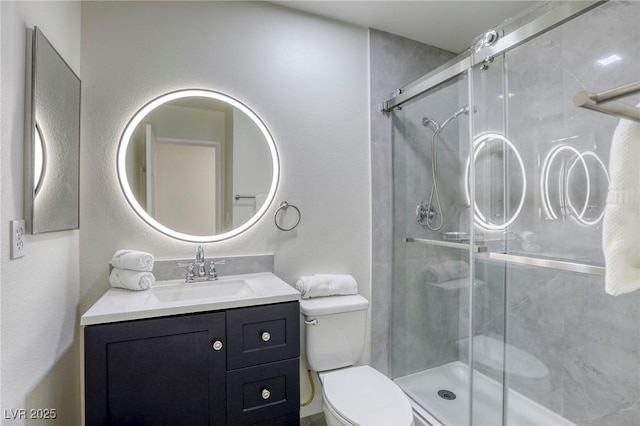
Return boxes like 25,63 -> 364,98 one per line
566,151 -> 609,225
543,146 -> 609,226
116,89 -> 280,242
540,145 -> 587,220
464,133 -> 527,231
34,123 -> 47,195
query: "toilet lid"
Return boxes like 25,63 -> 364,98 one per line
322,366 -> 413,426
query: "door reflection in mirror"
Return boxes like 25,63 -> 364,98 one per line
117,90 -> 279,242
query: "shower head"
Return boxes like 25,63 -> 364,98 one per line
439,104 -> 471,130
453,104 -> 470,118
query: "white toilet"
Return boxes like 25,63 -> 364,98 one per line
300,295 -> 414,426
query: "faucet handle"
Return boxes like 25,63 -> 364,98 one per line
177,262 -> 196,281
207,260 -> 227,280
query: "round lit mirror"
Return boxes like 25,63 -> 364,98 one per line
465,133 -> 526,230
117,89 -> 279,242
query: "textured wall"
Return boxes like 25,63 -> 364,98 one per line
1,1 -> 81,424
80,1 -> 370,418
369,28 -> 455,374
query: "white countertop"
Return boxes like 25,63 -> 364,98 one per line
81,272 -> 300,326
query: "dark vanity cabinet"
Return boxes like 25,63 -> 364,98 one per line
85,301 -> 300,425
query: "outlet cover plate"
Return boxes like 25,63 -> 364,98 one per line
10,220 -> 26,259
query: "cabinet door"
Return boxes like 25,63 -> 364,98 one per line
85,312 -> 226,426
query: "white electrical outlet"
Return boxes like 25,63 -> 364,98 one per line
10,220 -> 26,259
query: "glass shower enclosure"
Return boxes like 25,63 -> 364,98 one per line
387,1 -> 640,425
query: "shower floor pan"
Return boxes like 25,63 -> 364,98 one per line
395,361 -> 575,426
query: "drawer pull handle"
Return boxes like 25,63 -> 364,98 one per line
261,388 -> 271,400
261,331 -> 271,342
212,340 -> 223,351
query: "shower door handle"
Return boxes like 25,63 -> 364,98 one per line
405,237 -> 488,253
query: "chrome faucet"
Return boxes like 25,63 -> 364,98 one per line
180,245 -> 225,283
195,245 -> 206,277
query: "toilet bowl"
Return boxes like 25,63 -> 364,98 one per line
300,295 -> 414,426
320,365 -> 414,426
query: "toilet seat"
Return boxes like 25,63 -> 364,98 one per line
320,366 -> 414,426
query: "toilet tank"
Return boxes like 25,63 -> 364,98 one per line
300,295 -> 369,372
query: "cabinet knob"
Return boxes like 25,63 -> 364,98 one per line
261,388 -> 271,400
212,340 -> 223,351
261,331 -> 271,342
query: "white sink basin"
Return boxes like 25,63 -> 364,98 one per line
153,279 -> 253,303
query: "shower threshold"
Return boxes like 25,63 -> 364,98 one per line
395,361 -> 575,426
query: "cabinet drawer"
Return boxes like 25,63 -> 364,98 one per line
227,358 -> 300,425
227,301 -> 299,369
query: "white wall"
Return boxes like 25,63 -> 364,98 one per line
1,1 -> 81,425
80,1 -> 370,418
232,110 -> 273,227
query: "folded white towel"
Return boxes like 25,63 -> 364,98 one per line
110,249 -> 154,272
109,268 -> 155,291
603,107 -> 640,296
424,260 -> 469,283
295,274 -> 358,299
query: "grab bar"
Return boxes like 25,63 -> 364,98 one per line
405,237 -> 488,253
488,252 -> 605,276
573,81 -> 640,122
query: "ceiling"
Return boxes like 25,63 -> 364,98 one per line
269,1 -> 539,53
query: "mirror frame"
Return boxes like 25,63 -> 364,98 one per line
116,89 -> 280,242
24,27 -> 81,234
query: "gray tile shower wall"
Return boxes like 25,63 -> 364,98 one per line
374,1 -> 640,425
369,29 -> 455,375
471,2 -> 640,424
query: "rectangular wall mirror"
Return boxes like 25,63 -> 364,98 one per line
24,27 -> 81,233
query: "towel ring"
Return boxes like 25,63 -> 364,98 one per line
274,201 -> 301,231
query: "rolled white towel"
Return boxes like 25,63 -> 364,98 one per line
424,260 -> 469,283
295,274 -> 358,299
110,249 -> 154,272
109,268 -> 155,291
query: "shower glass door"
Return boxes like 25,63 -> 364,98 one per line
469,1 -> 640,425
390,73 -> 474,426
468,50 -> 511,426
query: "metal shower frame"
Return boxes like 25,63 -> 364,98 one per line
381,1 -> 603,113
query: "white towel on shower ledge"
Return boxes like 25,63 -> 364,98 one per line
295,274 -> 358,299
603,104 -> 640,296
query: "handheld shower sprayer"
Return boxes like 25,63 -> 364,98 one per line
417,104 -> 471,231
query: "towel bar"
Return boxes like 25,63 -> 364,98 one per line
234,194 -> 256,201
488,252 -> 606,276
405,237 -> 488,253
573,81 -> 640,122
